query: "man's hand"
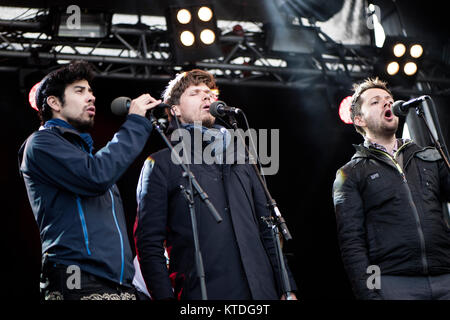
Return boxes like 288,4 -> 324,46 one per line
128,93 -> 162,117
281,292 -> 298,300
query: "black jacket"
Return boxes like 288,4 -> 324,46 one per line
134,125 -> 297,300
333,140 -> 450,299
18,115 -> 153,286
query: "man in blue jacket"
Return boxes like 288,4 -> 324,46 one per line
134,69 -> 297,300
18,60 -> 161,300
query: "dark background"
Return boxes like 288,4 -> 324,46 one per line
1,0 -> 449,301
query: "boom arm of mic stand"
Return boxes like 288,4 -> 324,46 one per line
148,112 -> 222,300
229,112 -> 296,298
228,113 -> 292,240
148,113 -> 223,223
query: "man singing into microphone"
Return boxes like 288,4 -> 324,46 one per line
19,60 -> 161,300
333,77 -> 450,299
134,69 -> 297,300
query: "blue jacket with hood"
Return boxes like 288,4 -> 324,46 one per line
18,114 -> 152,286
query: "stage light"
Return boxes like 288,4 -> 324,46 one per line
386,61 -> 400,75
28,81 -> 41,111
376,36 -> 425,86
410,44 -> 423,58
165,3 -> 221,63
180,31 -> 195,46
177,9 -> 191,24
198,7 -> 213,22
393,43 -> 406,57
404,62 -> 417,76
200,29 -> 215,45
338,95 -> 353,124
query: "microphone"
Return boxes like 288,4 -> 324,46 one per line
111,96 -> 170,116
209,100 -> 241,117
392,95 -> 428,117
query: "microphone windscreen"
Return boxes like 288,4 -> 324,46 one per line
209,100 -> 226,117
392,100 -> 406,117
156,103 -> 170,109
111,96 -> 131,116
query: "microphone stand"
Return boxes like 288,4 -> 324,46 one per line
148,111 -> 223,300
415,101 -> 450,171
227,113 -> 295,300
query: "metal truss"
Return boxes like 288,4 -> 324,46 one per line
1,15 -> 449,96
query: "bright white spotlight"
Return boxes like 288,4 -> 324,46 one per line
386,61 -> 400,75
410,44 -> 423,58
198,6 -> 213,22
200,29 -> 215,45
177,9 -> 191,24
404,62 -> 417,76
393,43 -> 406,57
180,31 -> 195,46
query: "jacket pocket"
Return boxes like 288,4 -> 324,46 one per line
362,172 -> 396,212
418,162 -> 440,197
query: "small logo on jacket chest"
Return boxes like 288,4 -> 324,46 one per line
370,172 -> 380,180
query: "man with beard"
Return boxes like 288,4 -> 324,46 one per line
133,69 -> 297,300
332,78 -> 450,299
19,60 -> 160,300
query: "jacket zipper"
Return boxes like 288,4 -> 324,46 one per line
76,196 -> 92,256
370,143 -> 429,274
109,189 -> 125,285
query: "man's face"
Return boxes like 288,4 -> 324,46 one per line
172,83 -> 216,128
56,79 -> 96,132
355,88 -> 398,138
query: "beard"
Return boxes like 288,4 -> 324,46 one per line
201,115 -> 215,128
180,113 -> 215,128
67,116 -> 94,133
365,116 -> 398,138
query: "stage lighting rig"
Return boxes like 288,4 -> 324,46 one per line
165,3 -> 222,63
376,36 -> 424,86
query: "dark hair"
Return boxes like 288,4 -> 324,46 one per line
350,77 -> 392,136
35,60 -> 94,124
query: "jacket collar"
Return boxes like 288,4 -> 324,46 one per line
351,139 -> 419,162
40,121 -> 94,155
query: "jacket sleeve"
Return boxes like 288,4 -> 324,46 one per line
249,165 -> 298,296
134,154 -> 174,300
21,114 -> 152,196
332,166 -> 381,300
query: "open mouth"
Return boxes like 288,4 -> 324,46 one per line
384,109 -> 393,119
